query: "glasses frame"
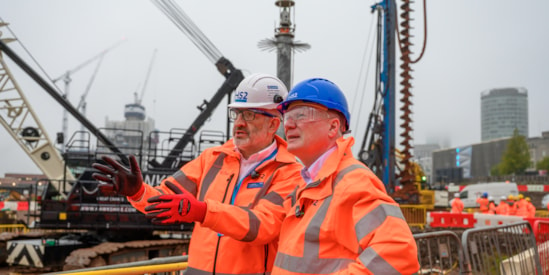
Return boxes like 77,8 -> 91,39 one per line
283,106 -> 333,125
229,108 -> 276,122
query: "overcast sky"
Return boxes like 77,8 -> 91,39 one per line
1,0 -> 548,176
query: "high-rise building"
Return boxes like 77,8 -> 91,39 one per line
481,87 -> 528,141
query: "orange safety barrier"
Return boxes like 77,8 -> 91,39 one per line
533,220 -> 549,275
429,212 -> 475,228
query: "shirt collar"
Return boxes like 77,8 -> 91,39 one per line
236,140 -> 277,163
301,146 -> 337,185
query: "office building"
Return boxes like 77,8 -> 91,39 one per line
481,87 -> 528,141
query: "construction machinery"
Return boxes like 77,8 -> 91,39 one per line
0,3 -> 242,269
359,0 -> 432,205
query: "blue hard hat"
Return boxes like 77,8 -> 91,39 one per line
277,78 -> 350,131
482,192 -> 488,198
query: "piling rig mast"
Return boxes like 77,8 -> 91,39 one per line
360,0 -> 427,203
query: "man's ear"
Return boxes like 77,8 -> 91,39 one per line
270,117 -> 281,133
327,117 -> 340,138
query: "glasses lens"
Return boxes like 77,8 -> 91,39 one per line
283,106 -> 329,124
229,109 -> 257,121
242,110 -> 255,121
229,109 -> 238,121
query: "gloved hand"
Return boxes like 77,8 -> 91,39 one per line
92,155 -> 144,198
145,181 -> 207,224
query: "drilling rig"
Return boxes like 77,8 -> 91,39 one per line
359,0 -> 430,205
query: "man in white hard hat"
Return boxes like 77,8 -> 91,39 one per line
92,73 -> 303,275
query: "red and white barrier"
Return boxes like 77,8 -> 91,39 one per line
427,211 -> 546,229
0,201 -> 32,211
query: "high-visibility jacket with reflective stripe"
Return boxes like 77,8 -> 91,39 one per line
130,135 -> 303,275
273,137 -> 419,275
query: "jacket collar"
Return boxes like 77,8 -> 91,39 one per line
212,135 -> 297,165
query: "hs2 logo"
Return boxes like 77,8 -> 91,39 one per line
235,91 -> 249,102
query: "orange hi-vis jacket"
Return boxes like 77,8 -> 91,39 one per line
496,201 -> 510,215
272,137 -> 419,275
515,199 -> 529,217
488,202 -> 497,214
476,197 -> 490,213
451,198 -> 464,213
130,136 -> 303,275
508,200 -> 518,215
527,201 -> 536,217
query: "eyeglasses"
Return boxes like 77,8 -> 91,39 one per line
229,108 -> 276,121
283,106 -> 332,124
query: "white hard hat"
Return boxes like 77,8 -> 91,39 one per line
501,196 -> 507,200
228,73 -> 288,110
488,196 -> 494,201
454,193 -> 460,198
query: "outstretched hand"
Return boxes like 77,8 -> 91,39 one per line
145,181 -> 206,224
92,155 -> 144,197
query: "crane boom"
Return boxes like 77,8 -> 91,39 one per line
148,0 -> 244,169
53,39 -> 125,152
136,49 -> 157,105
0,35 -> 74,193
0,39 -> 128,163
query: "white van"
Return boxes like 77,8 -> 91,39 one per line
457,182 -> 519,208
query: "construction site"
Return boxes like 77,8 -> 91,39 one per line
1,0 -> 549,274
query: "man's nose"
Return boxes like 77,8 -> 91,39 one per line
233,113 -> 247,125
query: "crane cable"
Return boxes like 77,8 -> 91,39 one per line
351,11 -> 377,133
151,0 -> 223,64
0,18 -> 63,94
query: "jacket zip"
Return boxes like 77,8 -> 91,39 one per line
212,173 -> 235,274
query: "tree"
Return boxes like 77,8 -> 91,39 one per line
537,156 -> 549,171
497,129 -> 531,175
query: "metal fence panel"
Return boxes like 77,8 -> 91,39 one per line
414,230 -> 468,274
462,221 -> 541,275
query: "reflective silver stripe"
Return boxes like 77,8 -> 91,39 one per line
185,266 -> 270,275
359,247 -> 400,275
172,170 -> 197,196
250,163 -> 288,208
287,186 -> 298,206
274,252 -> 353,274
263,191 -> 284,206
199,153 -> 226,201
240,207 -> 260,242
275,164 -> 364,274
355,204 -> 406,246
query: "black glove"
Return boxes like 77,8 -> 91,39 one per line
92,155 -> 143,197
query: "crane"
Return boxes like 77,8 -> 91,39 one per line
124,49 -> 157,122
148,0 -> 244,170
53,39 -> 125,152
0,22 -> 75,192
135,49 -> 157,106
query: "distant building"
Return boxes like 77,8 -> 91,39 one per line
432,131 -> 549,183
0,173 -> 45,185
529,131 -> 549,170
433,138 -> 509,182
413,143 -> 440,184
481,87 -> 528,141
103,103 -> 157,158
